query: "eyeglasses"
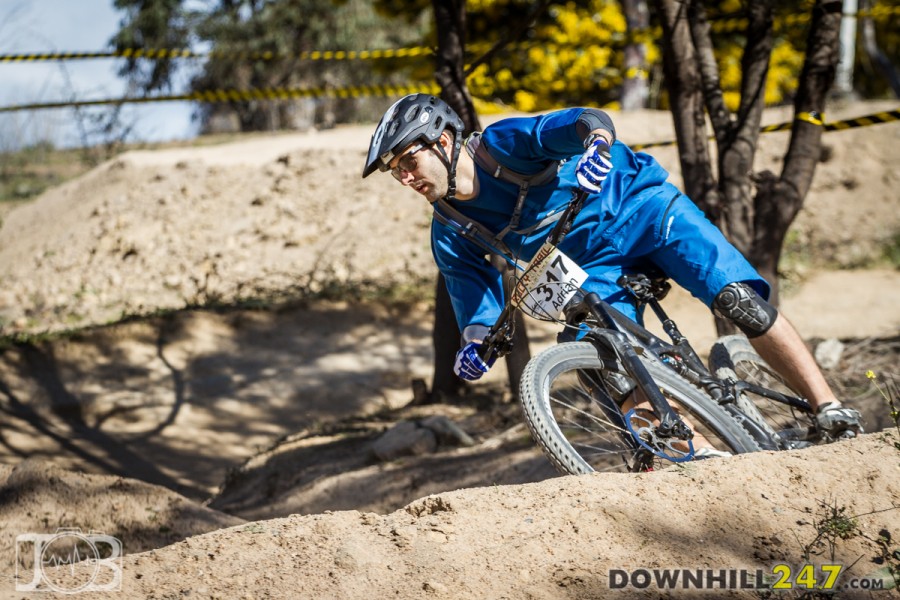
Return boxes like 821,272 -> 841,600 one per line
390,143 -> 427,181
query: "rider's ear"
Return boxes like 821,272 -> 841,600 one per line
439,130 -> 454,151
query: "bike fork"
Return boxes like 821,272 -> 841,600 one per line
581,293 -> 693,443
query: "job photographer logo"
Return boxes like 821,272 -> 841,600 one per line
16,528 -> 122,594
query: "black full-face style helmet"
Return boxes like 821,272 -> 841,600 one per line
362,93 -> 465,199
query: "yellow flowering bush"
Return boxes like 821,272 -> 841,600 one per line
386,0 -> 821,113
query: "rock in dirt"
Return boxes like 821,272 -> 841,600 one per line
815,338 -> 845,370
371,421 -> 438,461
420,415 -> 476,447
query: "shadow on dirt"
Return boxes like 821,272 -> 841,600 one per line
0,459 -> 244,575
209,401 -> 560,519
0,300 -> 434,499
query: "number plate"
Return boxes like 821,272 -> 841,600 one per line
511,242 -> 588,320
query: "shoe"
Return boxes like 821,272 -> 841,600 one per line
694,447 -> 733,459
815,402 -> 863,440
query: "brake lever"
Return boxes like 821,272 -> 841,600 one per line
478,327 -> 513,364
478,307 -> 516,364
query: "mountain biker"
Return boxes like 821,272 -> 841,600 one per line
362,93 -> 862,442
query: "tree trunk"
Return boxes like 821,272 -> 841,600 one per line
751,0 -> 843,304
430,0 -> 531,402
429,0 -> 474,401
620,0 -> 650,110
654,0 -> 722,223
715,0 -> 774,258
655,0 -> 838,322
432,0 -> 479,134
430,274 -> 463,401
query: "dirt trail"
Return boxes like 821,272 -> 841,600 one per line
0,101 -> 898,598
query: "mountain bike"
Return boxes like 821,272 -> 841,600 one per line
478,190 -> 818,474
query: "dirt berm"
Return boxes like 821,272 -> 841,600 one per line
15,433 -> 899,599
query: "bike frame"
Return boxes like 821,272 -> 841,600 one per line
480,190 -> 814,454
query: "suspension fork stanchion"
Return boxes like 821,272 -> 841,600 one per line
594,330 -> 688,438
581,293 -> 692,441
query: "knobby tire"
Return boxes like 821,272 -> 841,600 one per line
520,341 -> 761,475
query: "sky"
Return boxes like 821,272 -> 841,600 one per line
0,0 -> 197,149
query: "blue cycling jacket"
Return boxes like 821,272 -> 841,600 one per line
432,108 -> 768,338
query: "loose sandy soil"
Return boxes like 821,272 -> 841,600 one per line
0,101 -> 898,598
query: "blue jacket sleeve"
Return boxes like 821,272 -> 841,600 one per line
431,219 -> 505,336
481,108 -> 608,174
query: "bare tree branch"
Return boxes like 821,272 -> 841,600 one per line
777,0 -> 842,206
687,1 -> 731,141
734,1 -> 775,144
715,1 -> 774,256
433,0 -> 479,133
654,0 -> 721,221
620,0 -> 651,110
751,0 -> 842,303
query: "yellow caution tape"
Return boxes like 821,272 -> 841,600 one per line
0,83 -> 442,113
2,6 -> 897,63
795,111 -> 825,126
822,109 -> 900,131
1,71 -> 894,153
632,108 -> 900,150
0,46 -> 433,63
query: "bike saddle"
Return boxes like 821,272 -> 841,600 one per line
617,273 -> 671,303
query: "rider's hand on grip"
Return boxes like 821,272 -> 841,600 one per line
453,341 -> 496,381
575,138 -> 612,194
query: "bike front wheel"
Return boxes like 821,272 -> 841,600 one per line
520,341 -> 761,475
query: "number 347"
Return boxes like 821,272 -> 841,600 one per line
771,564 -> 843,590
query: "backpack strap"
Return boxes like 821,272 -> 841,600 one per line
467,132 -> 559,188
467,132 -> 560,246
431,132 -> 562,267
432,199 -> 519,268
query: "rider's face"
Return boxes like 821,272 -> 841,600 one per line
388,138 -> 449,203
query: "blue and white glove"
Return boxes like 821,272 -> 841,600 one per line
575,137 -> 613,194
453,341 -> 496,381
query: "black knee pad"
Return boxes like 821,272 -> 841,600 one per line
713,282 -> 778,338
